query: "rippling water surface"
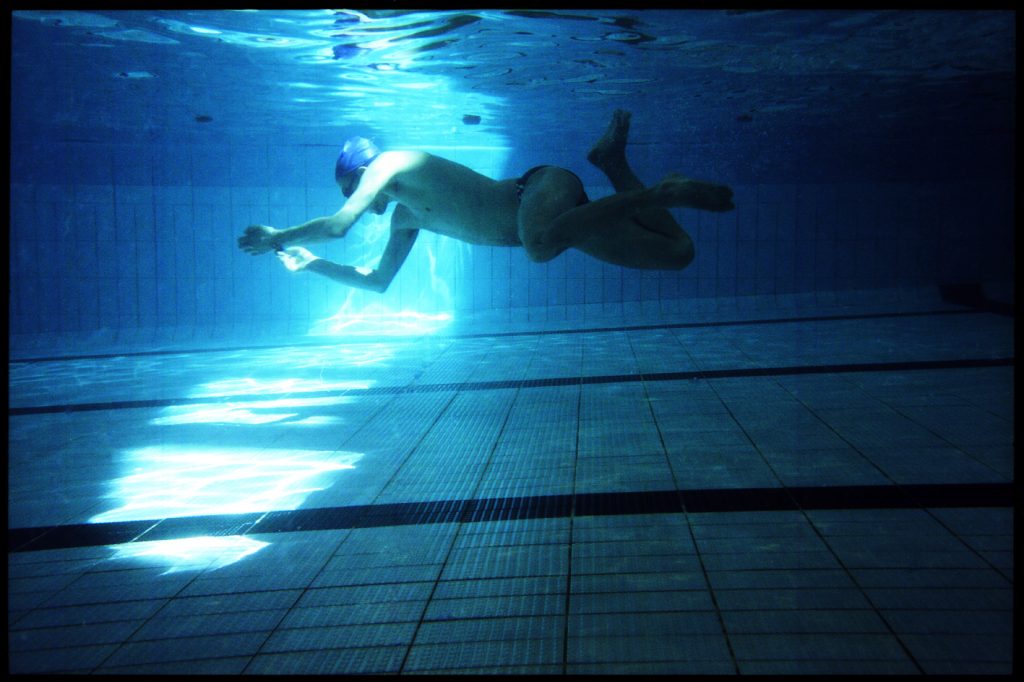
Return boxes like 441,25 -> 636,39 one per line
11,8 -> 1015,152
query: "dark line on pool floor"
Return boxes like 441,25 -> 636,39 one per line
8,482 -> 1012,553
8,356 -> 1015,416
7,307 -> 985,365
452,308 -> 992,338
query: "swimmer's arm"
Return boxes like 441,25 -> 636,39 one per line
277,247 -> 383,292
292,206 -> 420,294
273,151 -> 423,248
304,259 -> 389,293
302,232 -> 417,294
267,211 -> 350,250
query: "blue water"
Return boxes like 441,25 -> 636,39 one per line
7,10 -> 1016,675
10,9 -> 1015,353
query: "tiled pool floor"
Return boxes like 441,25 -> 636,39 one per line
8,297 -> 1014,674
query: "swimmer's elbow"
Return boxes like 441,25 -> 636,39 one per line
355,268 -> 389,294
328,212 -> 353,238
371,274 -> 392,294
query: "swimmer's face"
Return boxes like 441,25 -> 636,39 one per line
339,169 -> 362,199
339,168 -> 391,215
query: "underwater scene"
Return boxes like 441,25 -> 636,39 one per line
8,9 -> 1015,674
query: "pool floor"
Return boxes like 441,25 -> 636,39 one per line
8,293 -> 1014,674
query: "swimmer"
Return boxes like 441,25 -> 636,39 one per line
238,110 -> 734,293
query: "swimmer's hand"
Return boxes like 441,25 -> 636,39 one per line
276,246 -> 319,272
238,224 -> 281,255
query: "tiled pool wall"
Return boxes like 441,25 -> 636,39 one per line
9,134 -> 1014,350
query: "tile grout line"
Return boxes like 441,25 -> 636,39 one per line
7,310 -> 1013,673
84,547 -> 225,673
7,307 -> 988,365
9,482 -> 1013,554
667,327 -> 751,673
794,512 -> 928,674
8,357 -> 1015,417
724,329 -> 926,674
394,336 -> 530,674
231,337 -> 459,674
749,345 -> 1015,580
562,335 -> 584,673
336,340 -> 470,674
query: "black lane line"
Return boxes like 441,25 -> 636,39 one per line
8,357 -> 1015,417
451,308 -> 987,339
8,482 -> 1013,553
7,308 -> 984,364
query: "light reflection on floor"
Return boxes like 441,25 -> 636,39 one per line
309,303 -> 453,337
92,445 -> 363,572
190,377 -> 375,398
151,395 -> 357,426
85,343 -> 402,573
91,446 -> 364,524
107,535 -> 270,575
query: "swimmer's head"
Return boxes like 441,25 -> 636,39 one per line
335,136 -> 380,195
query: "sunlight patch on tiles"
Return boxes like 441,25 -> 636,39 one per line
90,446 -> 364,523
190,377 -> 374,398
310,301 -> 454,337
107,535 -> 269,575
150,395 -> 356,425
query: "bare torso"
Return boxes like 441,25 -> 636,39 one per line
377,152 -> 523,246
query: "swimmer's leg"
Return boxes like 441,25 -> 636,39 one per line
519,170 -> 731,269
587,109 -> 717,243
518,110 -> 732,270
587,109 -> 644,193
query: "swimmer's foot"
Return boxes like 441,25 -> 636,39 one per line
587,109 -> 631,171
649,174 -> 735,212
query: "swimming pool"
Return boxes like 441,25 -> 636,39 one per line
9,9 -> 1014,674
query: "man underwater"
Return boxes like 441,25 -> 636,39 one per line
238,110 -> 734,292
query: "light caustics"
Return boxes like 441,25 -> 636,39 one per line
108,536 -> 270,575
149,392 -> 363,427
31,8 -> 506,338
100,366 -> 378,571
149,371 -> 379,426
98,345 -> 397,571
190,376 -> 373,398
308,208 -> 464,338
94,445 -> 363,574
150,396 -> 354,426
311,297 -> 454,337
91,446 -> 364,523
88,9 -> 516,570
296,12 -> 511,338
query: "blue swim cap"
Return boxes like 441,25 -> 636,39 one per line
335,136 -> 380,182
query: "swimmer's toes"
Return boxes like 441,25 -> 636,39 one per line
704,185 -> 735,212
713,185 -> 734,211
588,110 -> 631,166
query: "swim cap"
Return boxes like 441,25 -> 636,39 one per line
335,136 -> 380,182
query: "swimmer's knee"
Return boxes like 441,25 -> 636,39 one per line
518,213 -> 573,264
522,236 -> 562,263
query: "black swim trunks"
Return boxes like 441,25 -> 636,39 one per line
514,165 -> 589,206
